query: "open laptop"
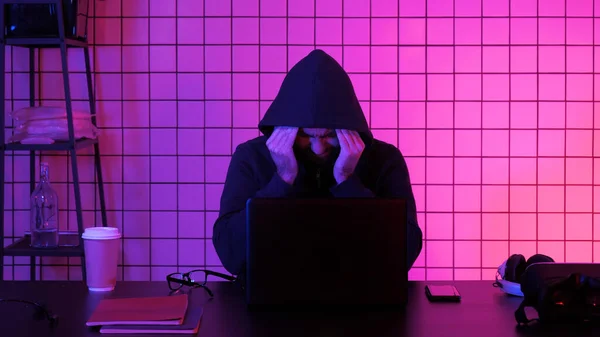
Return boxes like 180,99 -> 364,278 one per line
245,197 -> 408,310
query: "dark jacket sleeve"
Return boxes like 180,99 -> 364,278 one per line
212,144 -> 294,275
330,174 -> 375,197
330,149 -> 423,271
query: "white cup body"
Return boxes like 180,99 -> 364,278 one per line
82,227 -> 121,292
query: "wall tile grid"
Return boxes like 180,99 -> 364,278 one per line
3,0 -> 600,281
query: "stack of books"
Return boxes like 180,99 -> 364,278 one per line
85,293 -> 203,334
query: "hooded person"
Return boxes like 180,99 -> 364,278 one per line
212,49 -> 423,277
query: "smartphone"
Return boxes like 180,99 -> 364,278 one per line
425,284 -> 461,302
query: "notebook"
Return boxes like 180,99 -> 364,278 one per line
86,294 -> 188,326
98,302 -> 204,334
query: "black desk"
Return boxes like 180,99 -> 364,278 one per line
0,280 -> 597,337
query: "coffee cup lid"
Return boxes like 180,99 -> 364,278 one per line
82,227 -> 121,240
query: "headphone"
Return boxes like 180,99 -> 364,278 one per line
494,253 -> 555,297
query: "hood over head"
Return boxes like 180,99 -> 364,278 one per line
258,49 -> 373,146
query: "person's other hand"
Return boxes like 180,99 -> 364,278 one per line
266,126 -> 299,185
333,129 -> 365,184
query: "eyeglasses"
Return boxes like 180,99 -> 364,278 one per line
166,269 -> 237,297
0,298 -> 58,327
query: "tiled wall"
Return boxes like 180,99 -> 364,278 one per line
3,0 -> 599,281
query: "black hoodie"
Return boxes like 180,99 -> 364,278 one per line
212,49 -> 423,276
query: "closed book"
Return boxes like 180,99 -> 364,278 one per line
86,294 -> 188,326
99,301 -> 203,334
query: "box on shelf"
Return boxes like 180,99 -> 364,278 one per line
4,0 -> 90,40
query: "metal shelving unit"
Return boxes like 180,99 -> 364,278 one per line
0,0 -> 107,281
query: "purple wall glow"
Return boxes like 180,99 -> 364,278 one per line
3,0 -> 599,281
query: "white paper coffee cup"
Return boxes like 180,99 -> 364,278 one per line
82,227 -> 121,292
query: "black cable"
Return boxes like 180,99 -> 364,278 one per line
0,298 -> 58,327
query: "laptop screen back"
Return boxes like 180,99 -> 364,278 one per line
245,197 -> 408,309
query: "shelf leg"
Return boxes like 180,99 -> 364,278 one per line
0,150 -> 4,281
84,46 -> 107,228
61,67 -> 87,281
56,0 -> 86,281
70,148 -> 86,281
28,46 -> 36,280
30,257 -> 35,280
0,0 -> 5,281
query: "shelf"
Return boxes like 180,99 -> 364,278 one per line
2,0 -> 66,4
0,0 -> 102,281
2,37 -> 88,48
2,138 -> 97,151
3,235 -> 83,257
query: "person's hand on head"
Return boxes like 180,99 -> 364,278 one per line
333,129 -> 365,184
266,126 -> 299,185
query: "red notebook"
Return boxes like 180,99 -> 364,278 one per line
86,294 -> 188,326
99,303 -> 203,334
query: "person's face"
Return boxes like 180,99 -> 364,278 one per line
294,128 -> 340,163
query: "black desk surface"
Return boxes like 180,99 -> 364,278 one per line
0,280 -> 597,337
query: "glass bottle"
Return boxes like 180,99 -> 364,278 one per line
30,162 -> 59,248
